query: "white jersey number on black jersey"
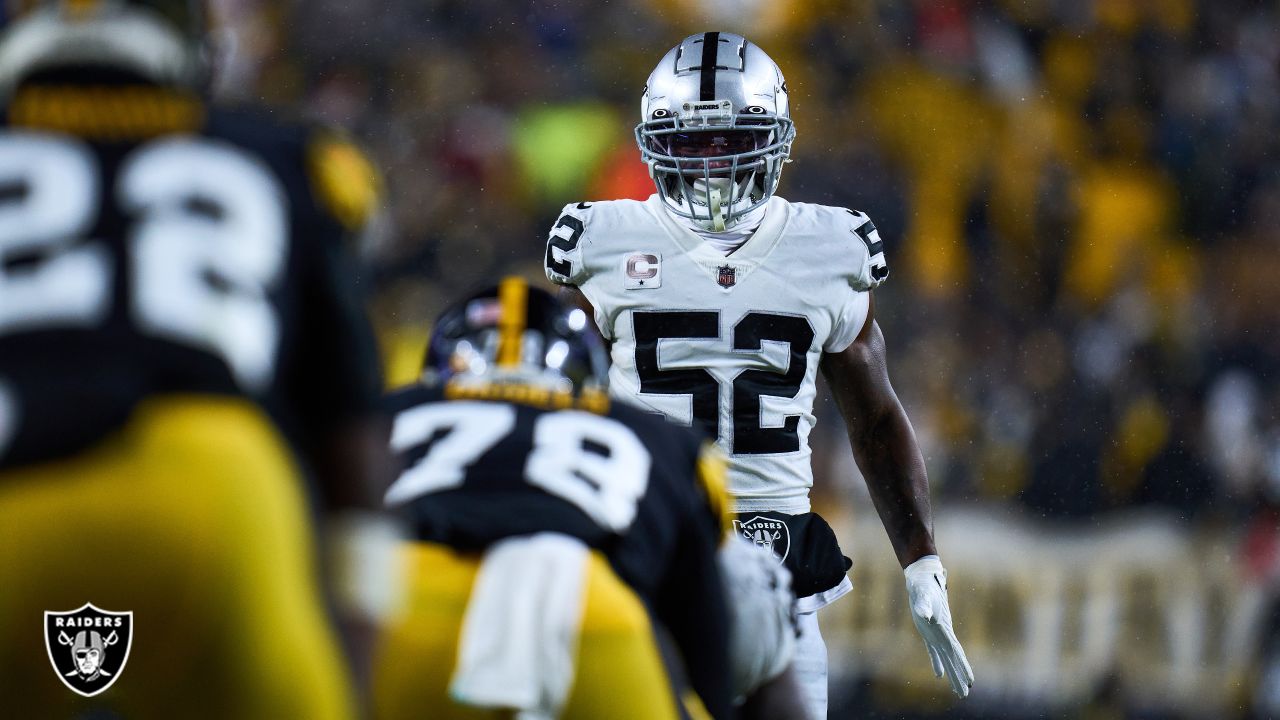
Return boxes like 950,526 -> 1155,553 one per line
0,133 -> 286,391
386,401 -> 651,532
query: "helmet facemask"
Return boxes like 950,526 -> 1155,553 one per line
637,102 -> 793,232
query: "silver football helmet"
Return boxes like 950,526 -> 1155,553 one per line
636,32 -> 795,232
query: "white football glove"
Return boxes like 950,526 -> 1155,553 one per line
904,555 -> 974,698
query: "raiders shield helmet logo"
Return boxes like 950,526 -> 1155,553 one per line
732,515 -> 790,563
716,264 -> 736,288
44,603 -> 133,697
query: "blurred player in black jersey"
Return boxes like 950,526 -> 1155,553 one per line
375,277 -> 813,720
375,278 -> 738,720
0,1 -> 395,717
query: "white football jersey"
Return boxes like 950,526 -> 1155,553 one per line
545,194 -> 887,514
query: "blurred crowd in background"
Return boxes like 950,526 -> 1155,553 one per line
188,0 -> 1280,716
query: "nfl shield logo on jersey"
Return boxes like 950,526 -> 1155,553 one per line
716,264 -> 736,288
44,603 -> 133,697
733,516 -> 790,563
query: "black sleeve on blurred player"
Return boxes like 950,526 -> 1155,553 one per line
650,437 -> 734,720
286,131 -> 385,436
294,231 -> 383,422
280,131 -> 388,511
656,505 -> 733,719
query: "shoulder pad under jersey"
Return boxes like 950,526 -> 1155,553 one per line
544,201 -> 595,286
841,208 -> 889,291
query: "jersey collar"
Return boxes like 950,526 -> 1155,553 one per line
645,194 -> 791,287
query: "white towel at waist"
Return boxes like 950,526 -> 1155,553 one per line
449,532 -> 590,720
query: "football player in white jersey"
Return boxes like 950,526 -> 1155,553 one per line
545,32 -> 974,717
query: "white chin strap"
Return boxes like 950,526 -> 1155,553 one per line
707,185 -> 726,231
690,177 -> 754,232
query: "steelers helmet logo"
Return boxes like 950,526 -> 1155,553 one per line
44,603 -> 133,697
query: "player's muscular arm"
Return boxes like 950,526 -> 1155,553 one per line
820,293 -> 936,568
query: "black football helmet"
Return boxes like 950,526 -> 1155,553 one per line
424,277 -> 608,394
0,0 -> 211,96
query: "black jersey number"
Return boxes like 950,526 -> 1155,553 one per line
0,134 -> 287,391
544,213 -> 584,279
633,310 -> 815,455
385,402 -> 652,532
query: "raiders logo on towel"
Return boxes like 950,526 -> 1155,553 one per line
732,515 -> 790,563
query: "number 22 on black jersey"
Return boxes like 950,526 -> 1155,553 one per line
0,133 -> 286,390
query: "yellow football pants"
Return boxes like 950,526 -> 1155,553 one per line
373,541 -> 682,720
0,396 -> 356,719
